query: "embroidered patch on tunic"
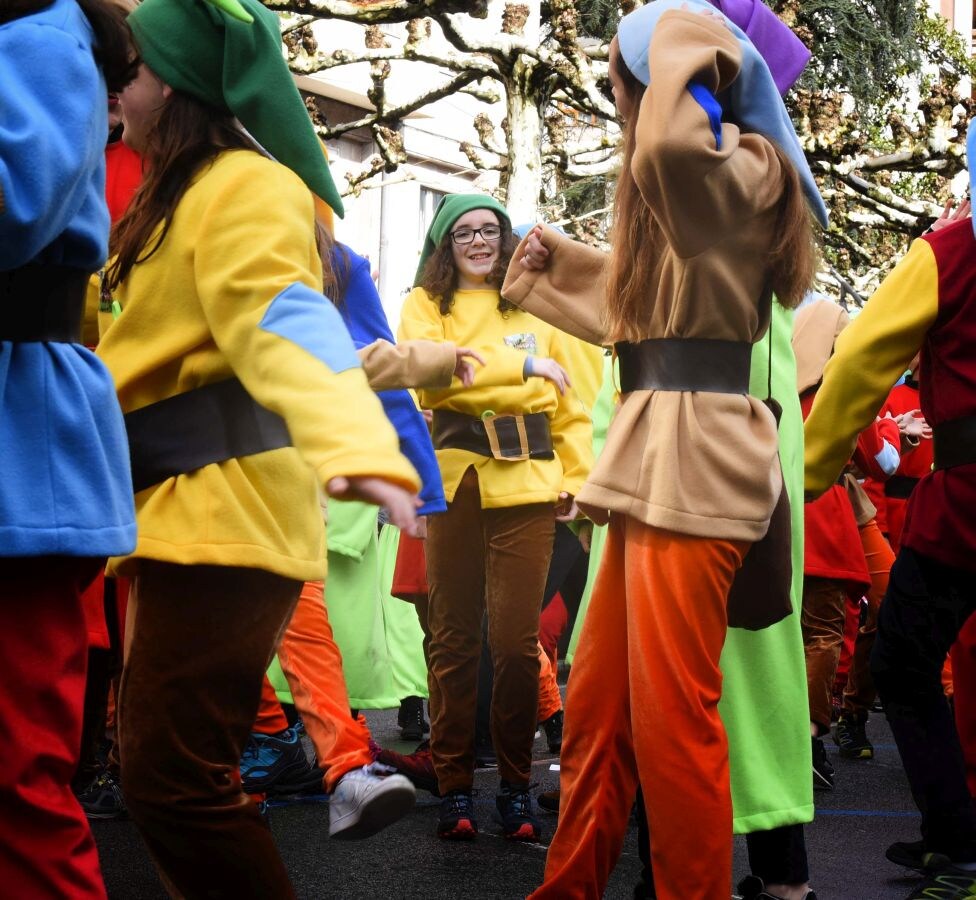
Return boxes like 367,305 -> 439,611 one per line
504,332 -> 537,355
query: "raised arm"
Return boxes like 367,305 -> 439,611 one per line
633,11 -> 784,258
502,225 -> 609,345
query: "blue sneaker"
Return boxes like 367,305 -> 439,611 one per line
240,726 -> 324,797
496,781 -> 540,841
437,790 -> 478,840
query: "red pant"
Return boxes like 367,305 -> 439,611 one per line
532,517 -> 747,900
256,582 -> 372,791
0,557 -> 106,899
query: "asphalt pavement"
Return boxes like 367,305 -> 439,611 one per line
92,698 -> 928,899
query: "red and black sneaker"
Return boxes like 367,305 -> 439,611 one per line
496,782 -> 541,842
437,790 -> 478,840
373,740 -> 440,797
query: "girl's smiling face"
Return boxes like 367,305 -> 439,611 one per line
449,209 -> 502,289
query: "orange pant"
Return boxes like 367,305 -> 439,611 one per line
843,520 -> 895,716
537,641 -> 562,724
255,581 -> 372,791
532,517 -> 748,900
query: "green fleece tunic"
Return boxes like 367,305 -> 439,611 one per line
568,304 -> 812,833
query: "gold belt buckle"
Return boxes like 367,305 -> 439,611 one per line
481,412 -> 530,462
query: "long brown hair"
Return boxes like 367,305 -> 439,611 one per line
418,215 -> 518,316
604,47 -> 817,342
106,90 -> 258,290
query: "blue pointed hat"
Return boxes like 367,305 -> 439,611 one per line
968,120 -> 976,238
616,0 -> 828,228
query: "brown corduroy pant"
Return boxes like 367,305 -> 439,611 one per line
802,575 -> 850,733
119,561 -> 302,899
425,467 -> 555,793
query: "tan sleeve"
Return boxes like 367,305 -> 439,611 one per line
633,11 -> 784,258
502,225 -> 609,346
357,339 -> 457,391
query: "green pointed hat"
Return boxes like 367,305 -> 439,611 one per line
414,193 -> 510,286
128,0 -> 344,217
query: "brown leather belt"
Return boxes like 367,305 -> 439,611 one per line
615,338 -> 752,394
884,475 -> 920,499
933,415 -> 976,470
125,378 -> 292,492
0,264 -> 89,343
432,409 -> 554,462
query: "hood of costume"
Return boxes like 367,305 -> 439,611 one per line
414,193 -> 510,286
791,298 -> 849,393
128,0 -> 344,217
617,0 -> 828,227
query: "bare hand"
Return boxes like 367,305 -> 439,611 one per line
929,199 -> 971,232
526,356 -> 572,395
422,408 -> 433,427
453,346 -> 486,387
409,515 -> 428,540
895,408 -> 932,441
555,491 -> 579,522
520,226 -> 550,271
326,476 -> 420,532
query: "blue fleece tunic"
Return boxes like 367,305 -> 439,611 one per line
334,246 -> 446,515
0,0 -> 136,557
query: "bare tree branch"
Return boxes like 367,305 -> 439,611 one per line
266,0 -> 488,25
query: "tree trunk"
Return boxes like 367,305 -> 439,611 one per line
502,64 -> 544,224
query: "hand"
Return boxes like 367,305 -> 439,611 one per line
326,476 -> 420,532
520,226 -> 550,271
895,408 -> 932,442
577,520 -> 594,553
555,491 -> 579,522
422,408 -> 433,427
526,356 -> 572,395
453,346 -> 486,387
409,515 -> 428,540
929,199 -> 971,232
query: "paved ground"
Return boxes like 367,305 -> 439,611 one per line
93,705 -> 928,899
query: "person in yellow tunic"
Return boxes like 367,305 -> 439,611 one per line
94,1 -> 420,896
398,193 -> 593,842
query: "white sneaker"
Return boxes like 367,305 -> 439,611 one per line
328,767 -> 416,840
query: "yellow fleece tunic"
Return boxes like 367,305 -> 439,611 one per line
397,286 -> 592,507
97,150 -> 419,582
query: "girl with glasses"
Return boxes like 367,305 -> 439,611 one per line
397,194 -> 593,842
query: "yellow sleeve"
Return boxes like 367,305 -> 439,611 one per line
804,238 -> 939,495
358,339 -> 456,391
548,328 -> 595,497
397,287 -> 528,392
502,226 -> 609,345
192,157 -> 418,493
635,12 -> 784,258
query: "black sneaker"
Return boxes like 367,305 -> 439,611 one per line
397,696 -> 429,742
833,712 -> 874,760
811,736 -> 834,790
75,770 -> 126,820
736,875 -> 818,899
240,727 -> 324,797
540,710 -> 563,754
886,839 -> 953,872
902,864 -> 976,899
437,789 -> 478,840
496,781 -> 541,841
537,788 -> 560,814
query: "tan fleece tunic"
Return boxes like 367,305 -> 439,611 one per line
503,11 -> 786,540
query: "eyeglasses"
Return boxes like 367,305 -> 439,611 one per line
450,225 -> 502,245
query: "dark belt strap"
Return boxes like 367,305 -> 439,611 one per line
125,378 -> 292,492
933,415 -> 976,470
615,338 -> 753,394
432,409 -> 554,461
884,474 -> 920,499
0,264 -> 89,343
